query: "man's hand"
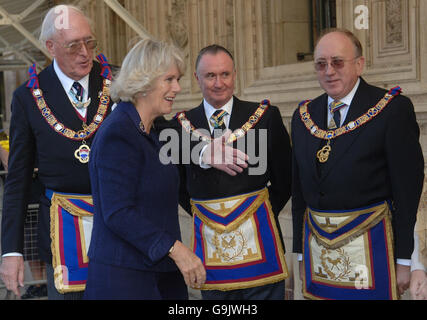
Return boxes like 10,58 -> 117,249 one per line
169,240 -> 206,289
0,256 -> 25,297
396,263 -> 411,295
202,129 -> 249,176
410,270 -> 427,300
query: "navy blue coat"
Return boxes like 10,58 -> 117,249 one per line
87,101 -> 181,272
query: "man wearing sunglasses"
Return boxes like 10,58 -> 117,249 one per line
291,29 -> 424,300
0,5 -> 113,299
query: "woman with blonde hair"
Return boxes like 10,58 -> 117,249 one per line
84,38 -> 205,299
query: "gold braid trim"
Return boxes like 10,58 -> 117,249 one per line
384,207 -> 399,300
307,202 -> 391,250
54,196 -> 93,217
302,202 -> 398,300
201,273 -> 287,292
193,190 -> 288,291
191,188 -> 268,234
49,194 -> 62,292
49,192 -> 93,293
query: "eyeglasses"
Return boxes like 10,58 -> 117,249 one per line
62,39 -> 98,54
314,57 -> 360,72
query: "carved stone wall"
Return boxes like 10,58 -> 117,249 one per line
2,0 -> 426,300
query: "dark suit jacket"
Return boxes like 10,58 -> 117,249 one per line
175,96 -> 292,249
88,101 -> 180,272
1,61 -> 113,262
291,78 -> 425,259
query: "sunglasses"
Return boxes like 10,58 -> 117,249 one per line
62,39 -> 98,54
314,57 -> 360,72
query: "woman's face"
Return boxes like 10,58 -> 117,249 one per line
145,63 -> 182,117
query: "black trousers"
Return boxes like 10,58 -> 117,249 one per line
201,280 -> 285,300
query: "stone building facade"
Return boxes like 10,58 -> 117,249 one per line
2,0 -> 426,299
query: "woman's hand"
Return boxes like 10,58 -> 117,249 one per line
410,269 -> 427,300
169,240 -> 206,289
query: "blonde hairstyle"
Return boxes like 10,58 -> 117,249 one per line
110,38 -> 186,103
39,5 -> 93,48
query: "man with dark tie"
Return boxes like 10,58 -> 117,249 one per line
291,29 -> 424,300
0,5 -> 113,299
174,44 -> 292,300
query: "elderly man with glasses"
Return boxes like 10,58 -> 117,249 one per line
291,29 -> 424,300
0,5 -> 114,300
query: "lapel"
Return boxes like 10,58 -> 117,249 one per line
40,64 -> 83,131
228,96 -> 251,131
86,62 -> 103,125
303,94 -> 328,183
188,102 -> 211,131
319,78 -> 373,181
40,62 -> 102,131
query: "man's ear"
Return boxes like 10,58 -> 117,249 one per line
45,40 -> 55,57
356,56 -> 365,76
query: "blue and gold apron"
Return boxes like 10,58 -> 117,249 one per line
46,189 -> 93,294
302,201 -> 398,300
191,188 -> 288,291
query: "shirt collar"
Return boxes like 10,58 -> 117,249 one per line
203,97 -> 234,121
327,77 -> 360,108
53,59 -> 90,94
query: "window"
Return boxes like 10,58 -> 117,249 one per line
262,0 -> 336,67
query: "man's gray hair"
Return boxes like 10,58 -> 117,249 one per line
39,4 -> 93,48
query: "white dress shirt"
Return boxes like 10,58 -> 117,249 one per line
54,59 -> 90,119
326,78 -> 360,127
199,97 -> 234,168
203,97 -> 234,132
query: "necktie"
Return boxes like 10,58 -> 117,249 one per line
210,109 -> 228,137
72,81 -> 84,102
328,100 -> 346,129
